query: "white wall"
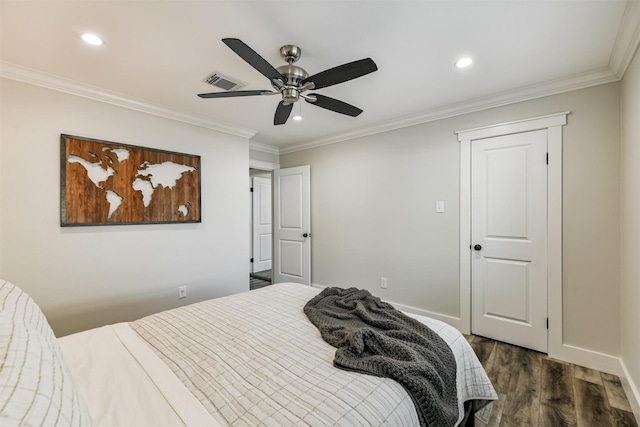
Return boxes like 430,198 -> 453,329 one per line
281,82 -> 621,359
0,78 -> 250,336
250,146 -> 279,165
620,45 -> 640,415
283,122 -> 462,317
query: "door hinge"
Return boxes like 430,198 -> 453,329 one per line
250,258 -> 254,263
546,153 -> 549,164
250,187 -> 254,192
546,317 -> 549,329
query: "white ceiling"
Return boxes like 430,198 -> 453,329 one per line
1,1 -> 639,151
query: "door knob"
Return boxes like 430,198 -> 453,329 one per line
302,233 -> 310,238
474,244 -> 482,251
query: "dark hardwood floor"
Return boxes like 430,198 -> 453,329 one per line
249,275 -> 272,290
467,335 -> 638,427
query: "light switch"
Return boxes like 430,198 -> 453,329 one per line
436,201 -> 445,213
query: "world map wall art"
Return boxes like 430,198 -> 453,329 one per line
60,134 -> 201,226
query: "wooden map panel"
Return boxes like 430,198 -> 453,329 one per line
61,134 -> 201,226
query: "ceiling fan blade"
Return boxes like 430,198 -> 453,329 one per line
274,101 -> 293,125
198,90 -> 273,98
305,94 -> 363,117
222,38 -> 283,82
302,58 -> 377,90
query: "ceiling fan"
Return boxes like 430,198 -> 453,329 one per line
198,38 -> 378,125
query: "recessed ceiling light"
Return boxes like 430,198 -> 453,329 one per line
81,33 -> 104,46
455,57 -> 473,68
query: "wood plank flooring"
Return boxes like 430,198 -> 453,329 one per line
249,275 -> 272,290
467,335 -> 638,427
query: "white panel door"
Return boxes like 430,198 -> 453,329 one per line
471,130 -> 548,352
251,176 -> 272,273
273,166 -> 311,285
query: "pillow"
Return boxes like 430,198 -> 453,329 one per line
0,280 -> 57,346
0,280 -> 92,426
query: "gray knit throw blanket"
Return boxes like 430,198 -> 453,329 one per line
304,287 -> 459,427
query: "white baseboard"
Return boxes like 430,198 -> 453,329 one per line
550,343 -> 623,376
620,360 -> 640,424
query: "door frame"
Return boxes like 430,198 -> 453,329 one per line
250,159 -> 280,172
456,112 -> 567,359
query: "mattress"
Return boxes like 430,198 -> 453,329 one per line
59,283 -> 496,426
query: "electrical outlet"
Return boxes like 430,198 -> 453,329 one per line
178,286 -> 187,299
380,277 -> 388,289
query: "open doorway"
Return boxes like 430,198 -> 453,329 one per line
248,161 -> 311,289
250,168 -> 273,290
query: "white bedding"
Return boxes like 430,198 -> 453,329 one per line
59,283 -> 496,426
59,323 -> 220,427
59,284 -> 496,427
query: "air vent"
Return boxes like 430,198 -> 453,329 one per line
203,72 -> 245,91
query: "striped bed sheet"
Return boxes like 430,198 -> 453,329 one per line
131,283 -> 497,426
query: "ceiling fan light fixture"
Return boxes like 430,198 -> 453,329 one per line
81,33 -> 104,46
292,102 -> 302,121
455,57 -> 473,68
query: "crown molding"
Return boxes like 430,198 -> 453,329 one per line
610,0 -> 640,79
279,66 -> 618,155
0,62 -> 257,140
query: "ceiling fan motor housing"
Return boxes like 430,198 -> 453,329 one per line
276,64 -> 309,86
275,60 -> 309,104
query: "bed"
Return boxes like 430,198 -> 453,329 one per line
1,279 -> 497,426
